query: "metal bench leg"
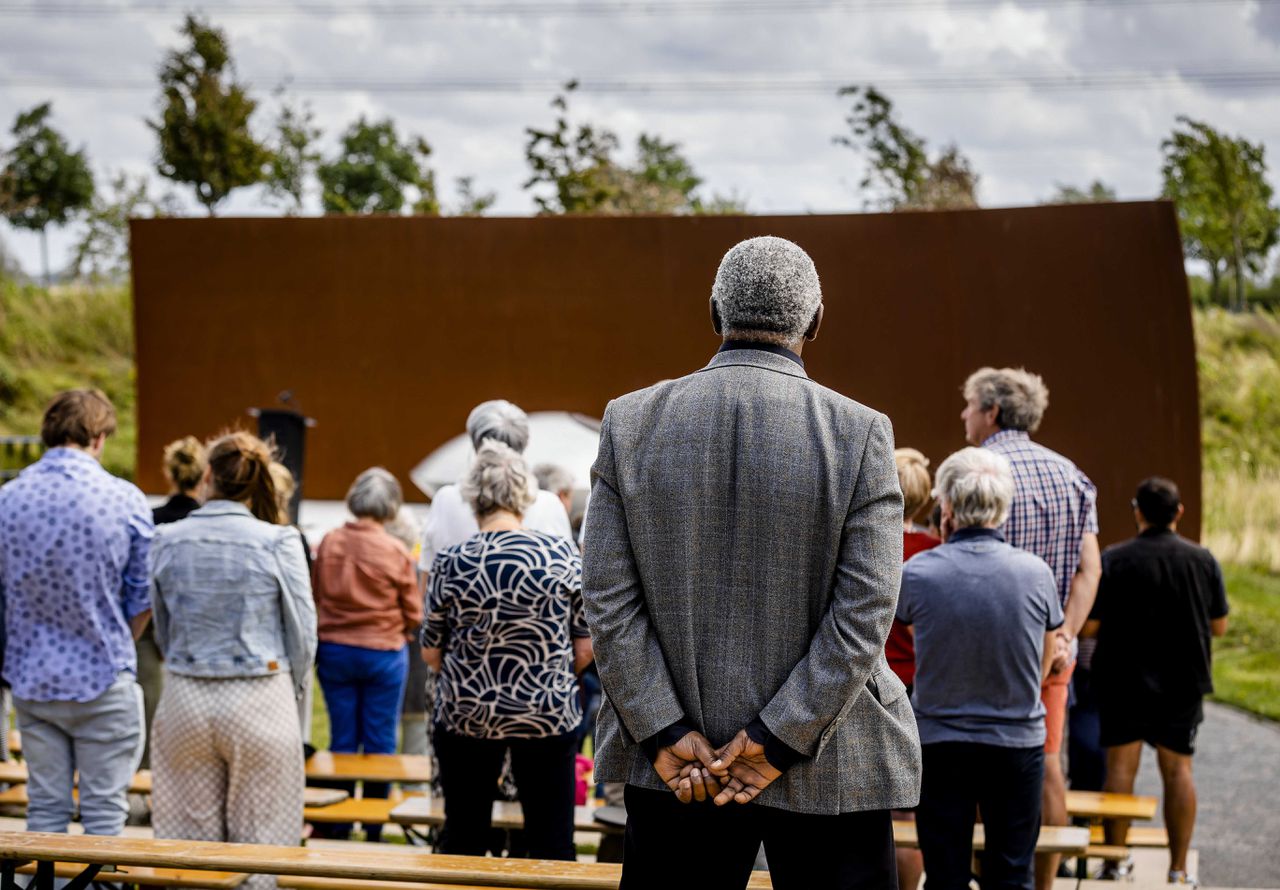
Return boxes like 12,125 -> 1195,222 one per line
61,864 -> 103,890
1,860 -> 18,890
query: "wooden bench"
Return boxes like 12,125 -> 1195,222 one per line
15,861 -> 246,887
0,830 -> 662,889
1064,791 -> 1158,821
390,798 -> 623,836
304,796 -> 417,826
1088,824 -> 1168,847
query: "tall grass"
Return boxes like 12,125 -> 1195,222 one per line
1195,308 -> 1280,572
0,279 -> 136,480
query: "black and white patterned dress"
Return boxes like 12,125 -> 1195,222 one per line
424,530 -> 587,739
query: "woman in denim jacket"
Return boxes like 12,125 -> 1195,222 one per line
149,432 -> 317,887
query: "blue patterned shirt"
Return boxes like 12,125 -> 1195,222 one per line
984,430 -> 1099,607
0,448 -> 154,702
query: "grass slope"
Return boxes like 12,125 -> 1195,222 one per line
1213,566 -> 1280,720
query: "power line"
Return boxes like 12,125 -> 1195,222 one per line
3,70 -> 1279,93
0,0 -> 1273,16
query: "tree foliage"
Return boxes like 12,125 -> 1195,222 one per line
149,15 -> 272,215
451,176 -> 497,216
1048,180 -> 1117,204
834,85 -> 979,211
317,117 -> 439,215
265,94 -> 321,214
1163,116 -> 1280,312
70,172 -> 180,283
1,102 -> 95,280
524,82 -> 735,215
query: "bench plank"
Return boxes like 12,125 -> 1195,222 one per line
0,831 -> 630,889
390,799 -> 622,836
17,861 -> 247,887
1064,791 -> 1158,821
305,754 -> 431,785
304,797 -> 409,825
1087,825 -> 1169,847
0,763 -> 151,794
890,822 -> 1088,854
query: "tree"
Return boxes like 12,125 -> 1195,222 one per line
1048,180 -> 1117,204
150,15 -> 272,215
70,172 -> 180,283
451,177 -> 497,216
317,117 -> 439,215
1,102 -> 95,283
524,82 -> 622,214
1162,117 -> 1280,312
834,85 -> 979,211
265,93 -> 321,214
524,83 -> 732,215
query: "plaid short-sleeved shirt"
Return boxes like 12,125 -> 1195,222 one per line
984,430 -> 1099,607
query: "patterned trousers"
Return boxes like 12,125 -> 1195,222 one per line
152,672 -> 304,890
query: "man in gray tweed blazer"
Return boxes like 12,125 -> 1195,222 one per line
582,236 -> 921,889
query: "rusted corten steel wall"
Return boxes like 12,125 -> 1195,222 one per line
130,202 -> 1200,544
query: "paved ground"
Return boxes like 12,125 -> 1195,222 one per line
1128,701 -> 1280,888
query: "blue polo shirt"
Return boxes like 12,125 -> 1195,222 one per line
897,527 -> 1063,748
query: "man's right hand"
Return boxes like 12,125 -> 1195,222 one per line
711,729 -> 783,806
653,731 -> 732,804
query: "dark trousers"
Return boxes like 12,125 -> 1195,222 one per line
621,784 -> 897,890
917,742 -> 1044,890
1067,668 -> 1106,791
433,725 -> 577,861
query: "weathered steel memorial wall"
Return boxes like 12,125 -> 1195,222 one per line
131,202 -> 1200,543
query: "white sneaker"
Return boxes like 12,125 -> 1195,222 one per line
1168,870 -> 1198,887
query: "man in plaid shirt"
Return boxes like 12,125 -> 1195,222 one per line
961,367 -> 1101,890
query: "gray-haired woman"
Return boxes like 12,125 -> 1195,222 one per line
311,468 -> 421,840
422,440 -> 592,860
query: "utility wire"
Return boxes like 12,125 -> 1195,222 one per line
0,0 -> 1274,16
3,70 -> 1279,92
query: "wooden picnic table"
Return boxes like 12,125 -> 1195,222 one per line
304,753 -> 431,785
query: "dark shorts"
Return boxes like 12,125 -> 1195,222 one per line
1099,694 -> 1204,755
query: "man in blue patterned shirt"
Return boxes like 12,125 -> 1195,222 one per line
962,367 -> 1101,890
0,390 -> 153,836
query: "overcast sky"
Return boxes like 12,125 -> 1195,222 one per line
2,0 -> 1279,276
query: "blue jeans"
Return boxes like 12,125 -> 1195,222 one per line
315,642 -> 408,841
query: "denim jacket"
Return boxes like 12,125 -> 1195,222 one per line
150,501 -> 317,703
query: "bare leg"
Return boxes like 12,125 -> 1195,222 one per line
897,845 -> 923,890
1034,754 -> 1067,890
1155,746 -> 1196,874
1102,743 -> 1143,847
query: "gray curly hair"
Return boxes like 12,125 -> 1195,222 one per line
461,440 -> 537,519
935,447 -> 1015,529
712,236 -> 822,342
963,367 -> 1050,433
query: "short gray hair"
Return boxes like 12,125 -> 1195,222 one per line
466,400 -> 530,453
712,236 -> 822,342
461,440 -> 537,519
533,463 -> 574,495
934,447 -> 1015,530
963,367 -> 1050,433
346,467 -> 403,521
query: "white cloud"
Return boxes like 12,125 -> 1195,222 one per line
1,0 -> 1279,274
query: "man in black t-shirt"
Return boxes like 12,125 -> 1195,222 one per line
1083,477 -> 1228,887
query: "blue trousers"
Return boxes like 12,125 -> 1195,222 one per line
315,642 -> 408,841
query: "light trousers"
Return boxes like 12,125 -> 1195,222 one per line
14,672 -> 144,835
152,671 -> 304,890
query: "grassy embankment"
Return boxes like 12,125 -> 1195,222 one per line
0,280 -> 1277,720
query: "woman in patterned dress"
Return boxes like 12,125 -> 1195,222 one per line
422,439 -> 592,861
148,432 -> 317,889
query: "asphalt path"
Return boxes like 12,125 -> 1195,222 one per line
1128,701 -> 1280,888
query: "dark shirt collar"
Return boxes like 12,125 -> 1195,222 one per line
718,339 -> 804,369
947,526 -> 1006,544
982,429 -> 1030,446
1139,526 -> 1176,538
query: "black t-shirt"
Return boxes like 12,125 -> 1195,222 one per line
1090,528 -> 1229,701
152,493 -> 200,526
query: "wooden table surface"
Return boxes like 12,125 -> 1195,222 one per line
16,861 -> 247,888
0,831 -> 634,889
1064,790 -> 1158,821
390,798 -> 623,835
304,753 -> 432,785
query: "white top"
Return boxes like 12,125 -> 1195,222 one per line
418,484 -> 573,573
